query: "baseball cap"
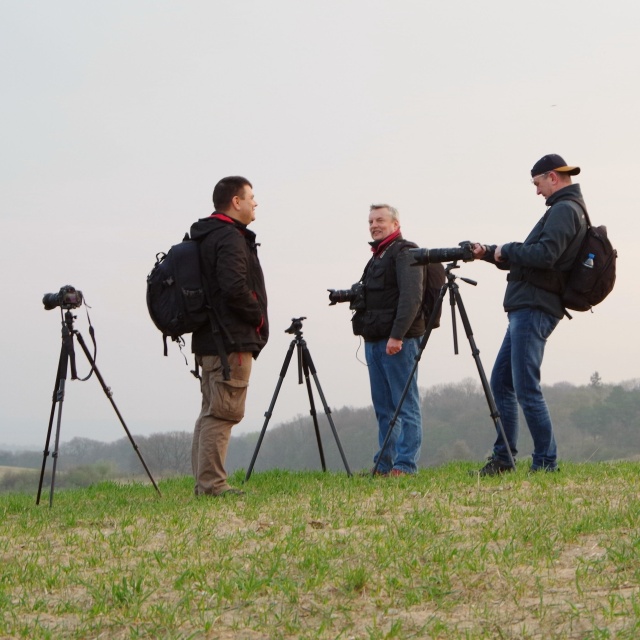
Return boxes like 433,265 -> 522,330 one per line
531,154 -> 580,177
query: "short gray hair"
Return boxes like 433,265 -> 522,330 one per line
369,203 -> 399,223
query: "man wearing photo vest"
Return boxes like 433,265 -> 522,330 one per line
352,204 -> 425,477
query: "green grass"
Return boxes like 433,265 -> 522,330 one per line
1,462 -> 640,638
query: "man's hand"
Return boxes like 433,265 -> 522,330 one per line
386,337 -> 403,355
473,242 -> 505,262
472,243 -> 486,259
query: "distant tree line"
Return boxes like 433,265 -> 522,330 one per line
1,376 -> 639,492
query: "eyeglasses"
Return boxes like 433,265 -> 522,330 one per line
531,172 -> 550,185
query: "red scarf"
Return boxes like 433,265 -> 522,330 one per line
371,229 -> 401,256
209,213 -> 235,224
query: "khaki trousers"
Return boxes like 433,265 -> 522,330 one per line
192,352 -> 252,495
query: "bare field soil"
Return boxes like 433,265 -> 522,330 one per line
1,463 -> 640,639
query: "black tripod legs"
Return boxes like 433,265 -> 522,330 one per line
36,336 -> 71,506
244,330 -> 352,482
37,314 -> 161,506
73,331 -> 162,496
450,287 -> 516,470
372,265 -> 516,476
300,348 -> 328,472
244,339 -> 296,481
300,343 -> 352,478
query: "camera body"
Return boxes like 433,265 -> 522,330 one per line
43,285 -> 84,311
328,282 -> 366,310
409,241 -> 474,265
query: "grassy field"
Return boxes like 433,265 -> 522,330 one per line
1,462 -> 640,639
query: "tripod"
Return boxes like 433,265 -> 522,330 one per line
244,317 -> 352,481
372,261 -> 516,476
36,308 -> 161,506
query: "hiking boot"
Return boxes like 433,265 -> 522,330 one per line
529,465 -> 559,474
475,456 -> 515,477
389,469 -> 411,477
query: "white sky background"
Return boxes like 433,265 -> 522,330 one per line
1,0 -> 638,449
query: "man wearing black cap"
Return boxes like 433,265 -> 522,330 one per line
472,154 -> 587,475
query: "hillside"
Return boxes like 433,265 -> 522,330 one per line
2,378 -> 639,489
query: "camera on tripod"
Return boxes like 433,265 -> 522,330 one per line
327,282 -> 366,310
42,285 -> 83,311
409,241 -> 474,265
38,283 -> 161,506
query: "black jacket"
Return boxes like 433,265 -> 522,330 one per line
190,214 -> 269,357
484,184 -> 587,319
352,235 -> 425,342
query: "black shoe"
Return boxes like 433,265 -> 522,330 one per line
475,456 -> 515,477
529,465 -> 559,474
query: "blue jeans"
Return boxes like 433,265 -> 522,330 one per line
365,337 -> 423,473
490,308 -> 561,470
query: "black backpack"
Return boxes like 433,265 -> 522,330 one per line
514,199 -> 617,314
423,263 -> 446,327
561,201 -> 617,312
146,232 -> 230,379
397,239 -> 446,327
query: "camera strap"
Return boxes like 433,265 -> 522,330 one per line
75,305 -> 97,382
62,303 -> 96,382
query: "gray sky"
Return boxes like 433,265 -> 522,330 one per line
1,0 -> 638,450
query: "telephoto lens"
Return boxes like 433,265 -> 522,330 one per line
409,241 -> 474,265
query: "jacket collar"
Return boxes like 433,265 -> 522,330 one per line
369,230 -> 402,256
210,212 -> 239,225
545,183 -> 583,207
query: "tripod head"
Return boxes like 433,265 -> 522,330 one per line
285,316 -> 307,337
62,309 -> 77,333
50,302 -> 96,384
444,261 -> 477,287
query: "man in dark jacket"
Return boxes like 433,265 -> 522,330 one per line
190,176 -> 268,496
472,154 -> 587,475
352,204 -> 425,476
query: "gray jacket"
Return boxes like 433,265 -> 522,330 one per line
484,183 -> 588,319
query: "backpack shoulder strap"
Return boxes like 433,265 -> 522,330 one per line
535,197 -> 590,266
560,197 -> 592,228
